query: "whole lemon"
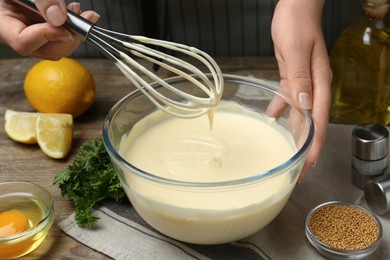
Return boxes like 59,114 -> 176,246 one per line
24,58 -> 96,118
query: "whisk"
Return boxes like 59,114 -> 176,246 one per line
12,0 -> 224,118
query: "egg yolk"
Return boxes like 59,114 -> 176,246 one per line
0,210 -> 29,238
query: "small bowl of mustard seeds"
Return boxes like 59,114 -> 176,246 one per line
305,201 -> 382,259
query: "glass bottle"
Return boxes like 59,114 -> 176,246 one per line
330,0 -> 390,125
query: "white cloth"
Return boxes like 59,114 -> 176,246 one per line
60,124 -> 390,260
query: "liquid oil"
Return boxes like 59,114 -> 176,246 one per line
330,1 -> 390,125
0,195 -> 53,259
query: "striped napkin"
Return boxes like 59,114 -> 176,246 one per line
60,199 -> 273,260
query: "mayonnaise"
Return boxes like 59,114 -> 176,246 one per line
118,101 -> 298,244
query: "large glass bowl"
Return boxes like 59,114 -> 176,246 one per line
103,74 -> 314,244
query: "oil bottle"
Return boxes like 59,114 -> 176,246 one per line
330,0 -> 390,125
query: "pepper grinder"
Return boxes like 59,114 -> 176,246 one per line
365,175 -> 390,215
351,124 -> 389,189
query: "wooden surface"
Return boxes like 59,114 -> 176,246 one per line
0,57 -> 279,259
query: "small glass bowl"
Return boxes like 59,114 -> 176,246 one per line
0,181 -> 55,259
305,201 -> 383,259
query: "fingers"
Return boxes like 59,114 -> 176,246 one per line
279,44 -> 313,111
79,10 -> 100,24
67,2 -> 80,13
34,0 -> 67,26
32,8 -> 100,59
275,34 -> 331,182
1,0 -> 100,59
11,23 -> 75,58
67,3 -> 100,24
309,46 -> 332,156
33,1 -> 100,26
298,41 -> 332,182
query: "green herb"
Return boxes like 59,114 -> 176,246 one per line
54,138 -> 125,228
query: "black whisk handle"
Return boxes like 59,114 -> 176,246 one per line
11,0 -> 93,41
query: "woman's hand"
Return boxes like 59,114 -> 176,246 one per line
0,0 -> 99,59
271,0 -> 332,181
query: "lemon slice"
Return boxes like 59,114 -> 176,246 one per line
4,109 -> 37,144
36,113 -> 73,159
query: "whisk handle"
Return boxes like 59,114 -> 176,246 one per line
11,0 -> 93,41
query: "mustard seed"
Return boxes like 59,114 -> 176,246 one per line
308,204 -> 380,250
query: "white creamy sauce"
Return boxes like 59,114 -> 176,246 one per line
117,101 -> 298,244
119,102 -> 295,182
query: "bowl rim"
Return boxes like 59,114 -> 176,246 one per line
102,73 -> 314,187
305,200 -> 383,258
0,181 -> 54,242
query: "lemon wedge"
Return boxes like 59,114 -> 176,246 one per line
4,109 -> 37,144
36,113 -> 73,159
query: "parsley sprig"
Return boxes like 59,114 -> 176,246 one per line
54,138 -> 125,228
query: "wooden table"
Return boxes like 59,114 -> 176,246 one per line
0,57 -> 280,259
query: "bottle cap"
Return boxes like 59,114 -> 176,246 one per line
364,174 -> 390,215
363,0 -> 390,19
352,124 -> 389,161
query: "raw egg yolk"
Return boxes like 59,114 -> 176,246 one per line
0,210 -> 29,238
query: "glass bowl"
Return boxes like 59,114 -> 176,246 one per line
103,74 -> 314,244
305,201 -> 382,259
0,181 -> 54,259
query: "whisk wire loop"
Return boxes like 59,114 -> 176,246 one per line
94,27 -> 220,99
126,44 -> 215,100
89,27 -> 223,118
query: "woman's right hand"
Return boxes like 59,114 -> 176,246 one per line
0,0 -> 100,60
